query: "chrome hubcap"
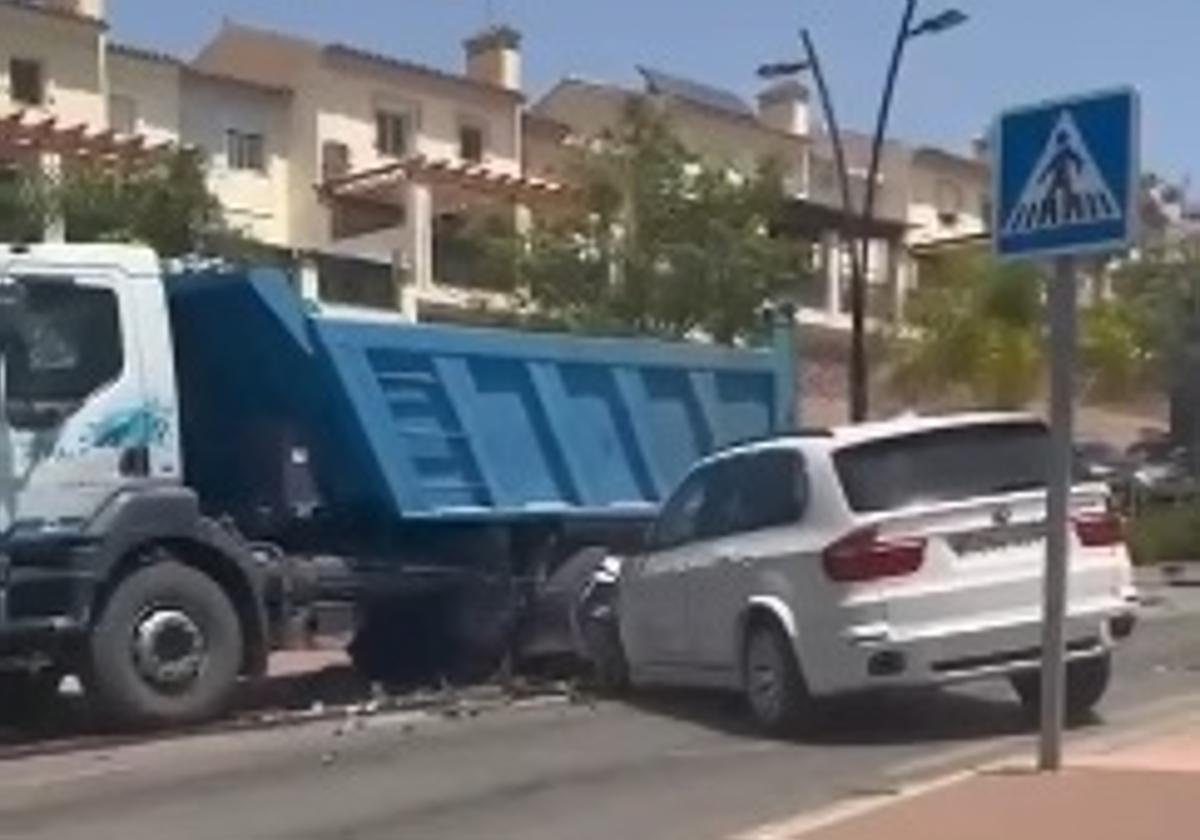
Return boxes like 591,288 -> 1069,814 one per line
132,609 -> 206,689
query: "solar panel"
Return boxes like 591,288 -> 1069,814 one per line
637,66 -> 754,118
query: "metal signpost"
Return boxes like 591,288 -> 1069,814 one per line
993,89 -> 1139,771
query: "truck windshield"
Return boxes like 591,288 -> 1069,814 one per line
3,277 -> 122,417
834,421 -> 1050,513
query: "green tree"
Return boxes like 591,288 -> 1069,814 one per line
1106,237 -> 1200,387
891,249 -> 1045,408
0,168 -> 50,243
501,101 -> 811,343
891,245 -> 1170,409
0,149 -> 225,257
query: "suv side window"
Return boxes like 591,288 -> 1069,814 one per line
713,449 -> 806,538
745,449 -> 807,532
651,467 -> 711,550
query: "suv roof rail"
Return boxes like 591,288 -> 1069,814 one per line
723,428 -> 833,449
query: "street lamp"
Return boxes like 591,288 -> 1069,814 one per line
760,3 -> 966,424
854,2 -> 967,421
758,32 -> 863,315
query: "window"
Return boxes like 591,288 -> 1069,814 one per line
651,451 -> 806,549
730,450 -> 806,534
4,278 -> 122,428
109,94 -> 138,135
935,179 -> 965,226
651,468 -> 711,549
375,110 -> 410,158
695,451 -> 805,540
834,421 -> 1050,514
322,140 -> 351,181
981,194 -> 994,224
459,122 -> 485,163
9,58 -> 44,107
226,129 -> 266,172
329,198 -> 404,241
316,254 -> 397,310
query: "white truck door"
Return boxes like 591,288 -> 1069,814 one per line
0,263 -> 158,532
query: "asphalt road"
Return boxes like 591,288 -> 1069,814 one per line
3,589 -> 1200,840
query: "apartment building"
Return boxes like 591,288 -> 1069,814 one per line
0,0 -> 988,324
192,21 -> 570,313
532,68 -> 990,326
0,1 -> 567,316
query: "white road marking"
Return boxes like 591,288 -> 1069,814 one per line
729,769 -> 975,840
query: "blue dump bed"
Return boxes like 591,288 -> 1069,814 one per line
167,268 -> 795,528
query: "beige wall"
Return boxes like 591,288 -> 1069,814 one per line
0,5 -> 105,127
293,54 -> 522,254
181,71 -> 292,246
534,81 -> 808,194
107,52 -> 180,143
906,154 -> 989,245
523,127 -> 573,182
314,55 -> 520,177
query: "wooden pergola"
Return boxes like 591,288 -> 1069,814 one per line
318,155 -> 574,208
0,110 -> 174,167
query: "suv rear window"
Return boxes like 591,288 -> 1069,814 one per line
834,421 -> 1049,513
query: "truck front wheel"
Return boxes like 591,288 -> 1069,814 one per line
84,559 -> 244,729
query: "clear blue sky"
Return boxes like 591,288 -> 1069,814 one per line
110,0 -> 1195,183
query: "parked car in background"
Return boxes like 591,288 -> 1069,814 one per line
1074,440 -> 1129,483
615,413 -> 1139,734
1124,435 -> 1196,505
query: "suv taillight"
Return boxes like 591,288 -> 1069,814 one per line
1073,511 -> 1124,547
822,528 -> 927,583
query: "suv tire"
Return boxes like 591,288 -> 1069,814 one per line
743,621 -> 813,736
1010,653 -> 1112,723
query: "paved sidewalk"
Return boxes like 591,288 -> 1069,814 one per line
266,647 -> 350,678
768,717 -> 1200,840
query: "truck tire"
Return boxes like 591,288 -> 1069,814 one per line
743,621 -> 814,737
1010,653 -> 1112,723
84,559 -> 243,729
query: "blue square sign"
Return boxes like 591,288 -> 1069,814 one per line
994,89 -> 1140,260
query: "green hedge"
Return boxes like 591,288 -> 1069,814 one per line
1126,502 -> 1200,565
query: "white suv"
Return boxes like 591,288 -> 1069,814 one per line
617,413 -> 1139,733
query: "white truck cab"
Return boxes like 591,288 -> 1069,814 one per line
0,244 -> 267,730
0,244 -> 181,533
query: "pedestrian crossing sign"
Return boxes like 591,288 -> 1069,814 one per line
994,89 -> 1139,260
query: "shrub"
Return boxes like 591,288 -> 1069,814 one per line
1125,501 -> 1200,565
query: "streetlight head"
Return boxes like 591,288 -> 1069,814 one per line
909,8 -> 968,38
757,60 -> 812,80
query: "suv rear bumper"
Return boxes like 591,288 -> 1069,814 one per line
801,600 -> 1138,696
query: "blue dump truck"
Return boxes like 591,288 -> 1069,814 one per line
0,244 -> 795,728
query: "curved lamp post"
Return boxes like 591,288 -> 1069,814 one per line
760,3 -> 967,422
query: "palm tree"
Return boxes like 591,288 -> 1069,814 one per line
891,248 -> 1045,409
